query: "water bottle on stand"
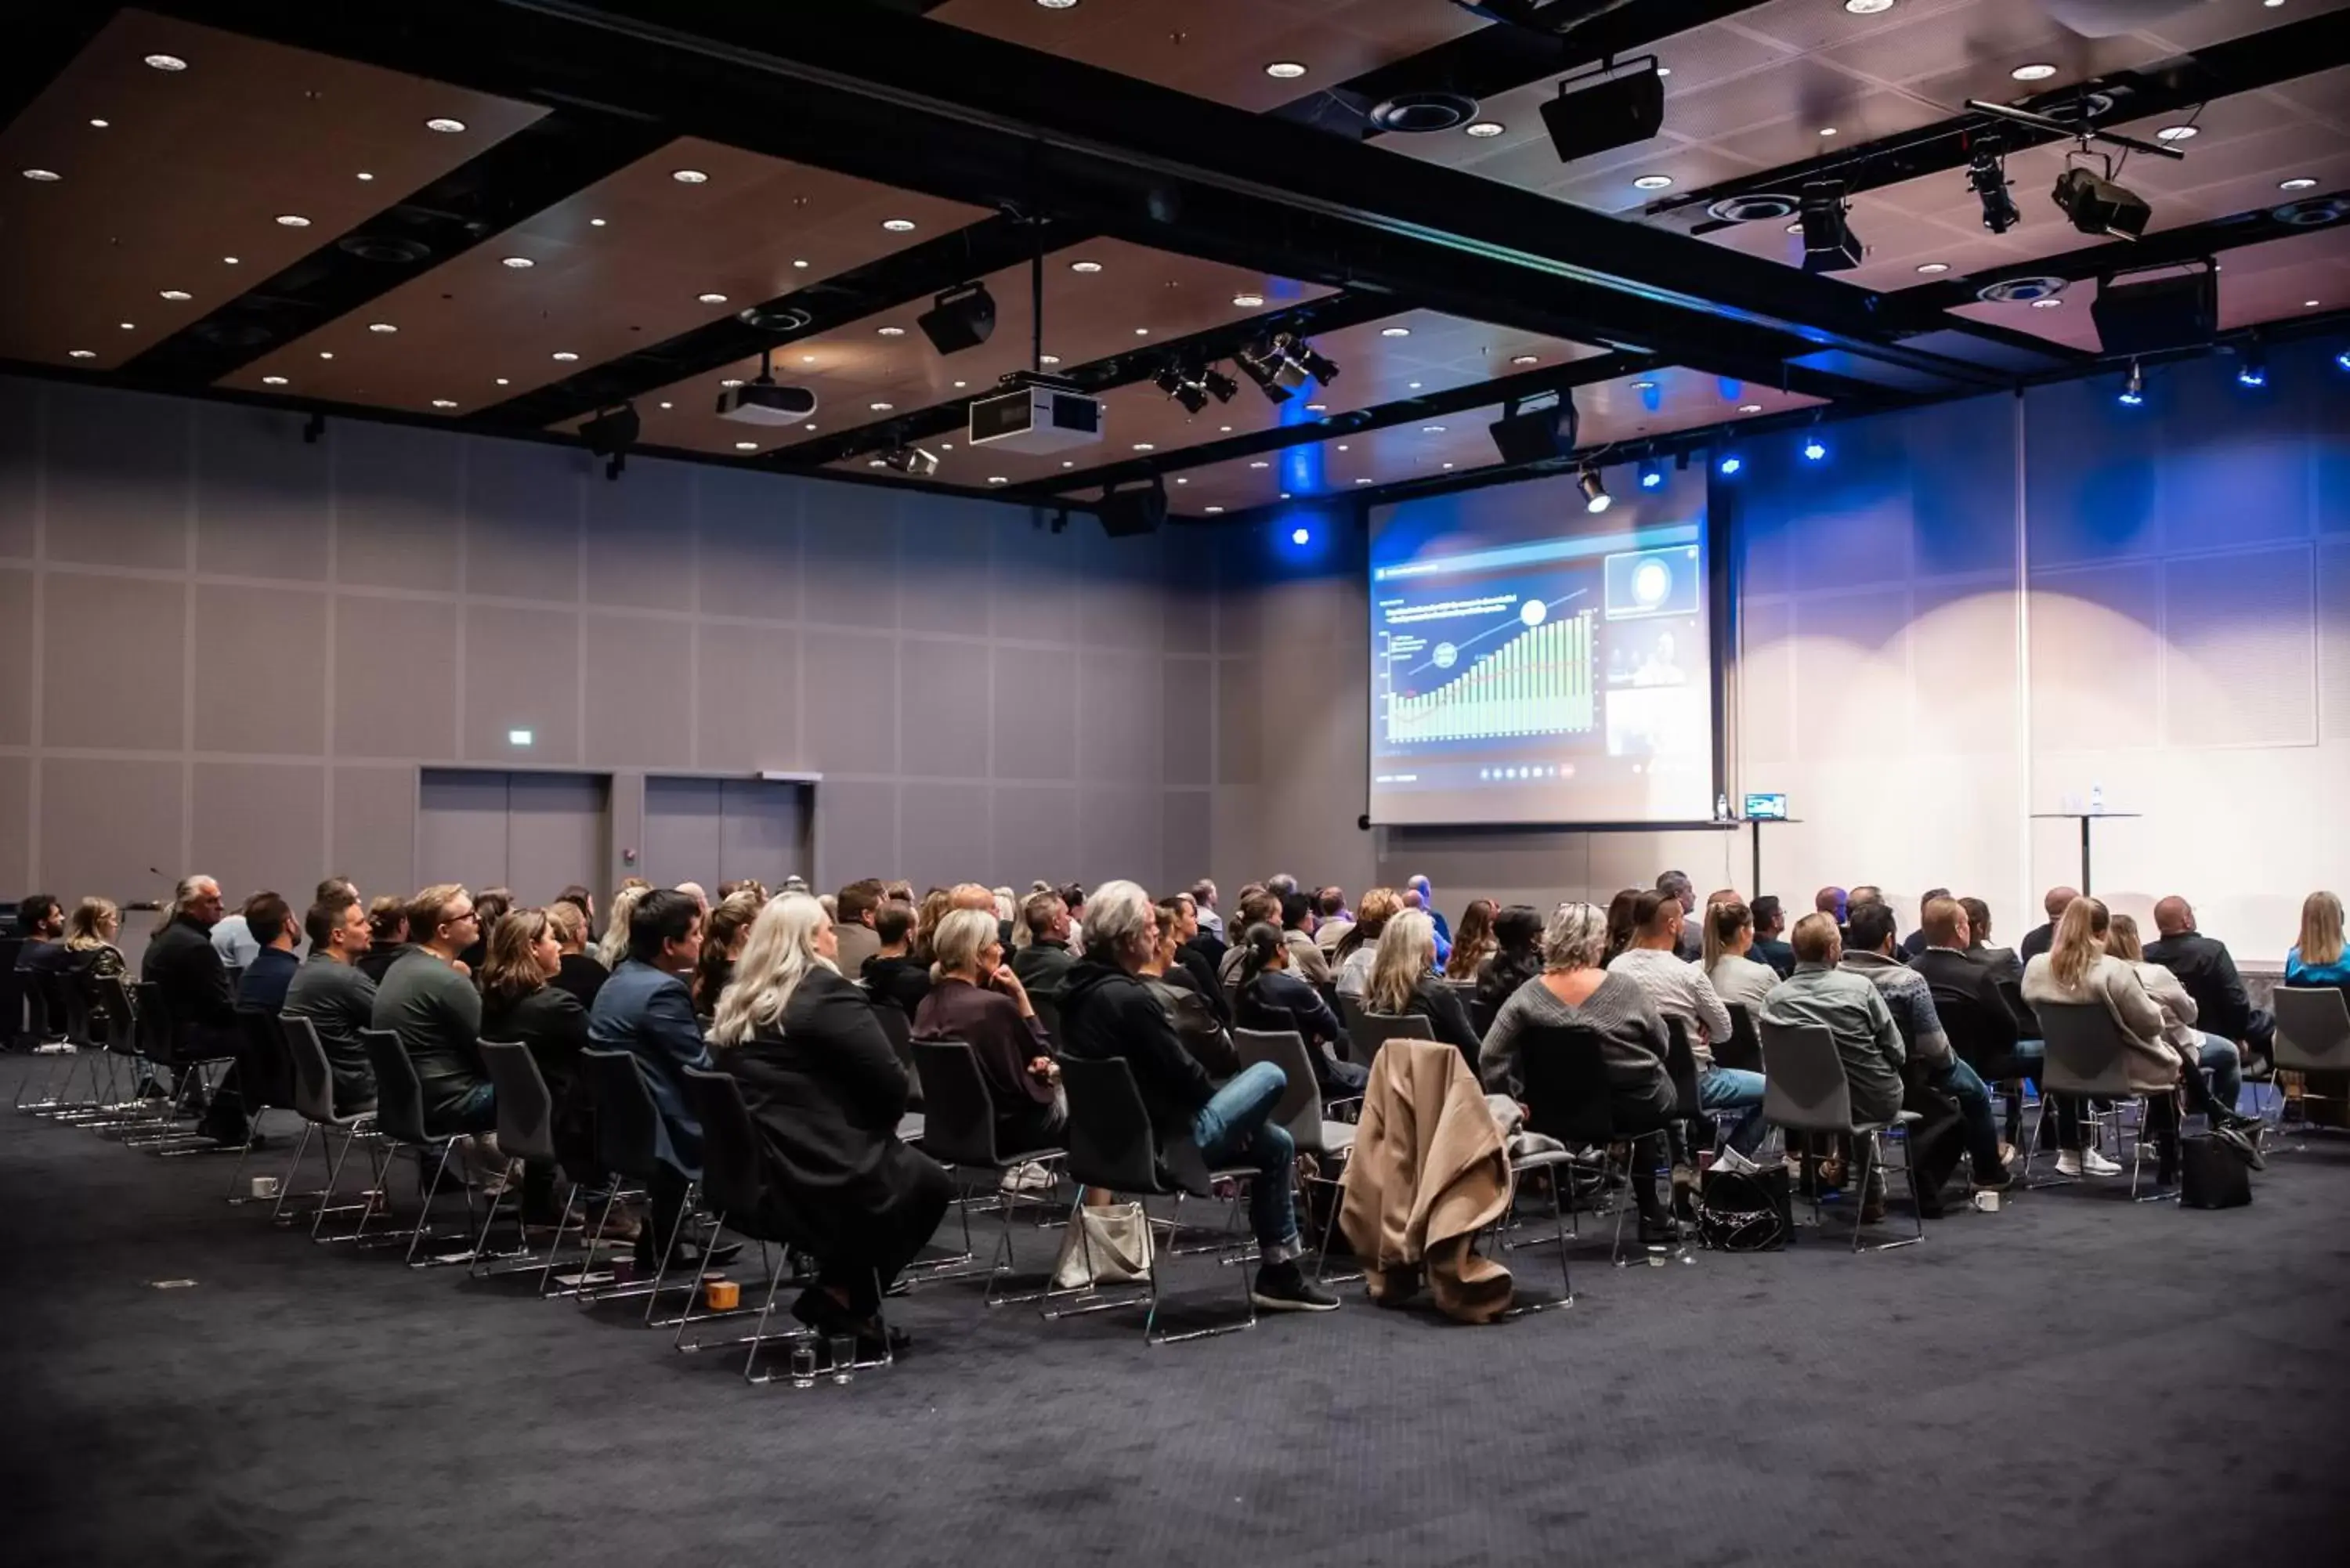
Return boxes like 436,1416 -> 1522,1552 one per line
2089,782 -> 2105,815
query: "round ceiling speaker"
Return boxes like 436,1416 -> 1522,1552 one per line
2272,195 -> 2349,228
2034,90 -> 2117,125
336,233 -> 432,265
1977,275 -> 2068,304
736,303 -> 813,332
1366,91 -> 1480,133
1705,192 -> 1802,223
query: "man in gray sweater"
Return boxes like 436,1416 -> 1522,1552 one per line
371,884 -> 491,1133
1760,913 -> 1906,1219
1840,902 -> 2013,1194
284,888 -> 378,1115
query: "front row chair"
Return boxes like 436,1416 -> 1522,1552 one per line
475,1041 -> 604,1297
274,1014 -> 380,1240
1042,1054 -> 1258,1346
1232,1028 -> 1358,1284
2271,986 -> 2350,1141
908,1040 -> 1062,1302
1757,1020 -> 1925,1252
2031,1002 -> 2176,1202
356,1028 -> 476,1266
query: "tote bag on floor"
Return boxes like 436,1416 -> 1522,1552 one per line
1050,1200 -> 1155,1288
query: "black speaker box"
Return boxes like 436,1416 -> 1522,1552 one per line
1488,399 -> 1579,465
1538,67 -> 1665,164
1097,484 -> 1166,539
2090,266 -> 2218,356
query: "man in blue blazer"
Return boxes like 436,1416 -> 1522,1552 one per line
588,888 -> 738,1270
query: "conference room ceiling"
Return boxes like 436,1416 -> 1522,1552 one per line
4,1 -> 2347,524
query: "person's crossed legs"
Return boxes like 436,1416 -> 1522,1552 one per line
1190,1060 -> 1336,1312
1697,1065 -> 1766,1154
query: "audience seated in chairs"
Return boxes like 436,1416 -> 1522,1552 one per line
1958,896 -> 2022,981
1654,872 -> 1705,962
860,901 -> 933,1021
1900,889 -> 1950,960
1601,887 -> 1642,966
1478,901 -> 1678,1244
1442,898 -> 1498,982
544,899 -> 607,1012
588,888 -> 729,1272
1231,921 -> 1363,1093
371,884 -> 494,1136
15,893 -> 68,978
2145,895 -> 2273,1069
456,887 -> 511,974
1608,890 -> 1764,1154
62,896 -> 127,985
1760,912 -> 1907,1222
1155,893 -> 1228,1024
1279,892 -> 1336,988
356,896 -> 410,985
1313,886 -> 1354,957
1215,887 -> 1285,998
478,907 -> 593,1231
1141,902 -> 1238,1079
235,893 -> 301,1013
710,893 -> 950,1360
1700,898 -> 1778,1016
1361,910 -> 1482,1069
1749,895 -> 1796,979
829,879 -> 888,982
2285,890 -> 2350,996
913,907 -> 1065,1151
143,874 -> 247,1145
1010,891 -> 1077,997
691,892 -> 761,1018
1332,887 -> 1401,1002
284,889 -> 378,1116
2017,885 -> 2077,966
1839,901 -> 2016,1198
2023,897 -> 2256,1185
1056,880 -> 1339,1314
1471,905 -> 1544,1028
2108,912 -> 2259,1138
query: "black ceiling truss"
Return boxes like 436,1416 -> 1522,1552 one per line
1643,9 -> 2350,237
125,110 -> 674,388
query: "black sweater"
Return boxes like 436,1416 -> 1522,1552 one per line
1058,958 -> 1214,1142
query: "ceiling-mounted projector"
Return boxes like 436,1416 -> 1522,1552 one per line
969,371 -> 1103,453
716,381 -> 818,427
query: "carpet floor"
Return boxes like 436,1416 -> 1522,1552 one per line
5,1056 -> 2348,1568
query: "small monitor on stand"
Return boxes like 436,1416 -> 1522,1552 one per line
1742,791 -> 1788,822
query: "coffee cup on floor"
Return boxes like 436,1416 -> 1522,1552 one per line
251,1176 -> 280,1199
1971,1190 -> 2000,1213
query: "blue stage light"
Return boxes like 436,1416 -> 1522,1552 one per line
1717,452 -> 1742,476
1639,463 -> 1664,490
1290,526 -> 1311,545
1802,437 -> 1827,461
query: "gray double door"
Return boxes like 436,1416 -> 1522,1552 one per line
417,770 -> 609,901
638,777 -> 812,894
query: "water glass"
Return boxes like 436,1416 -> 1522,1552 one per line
787,1340 -> 818,1389
827,1332 -> 858,1384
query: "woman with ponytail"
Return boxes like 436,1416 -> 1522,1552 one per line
1232,922 -> 1365,1094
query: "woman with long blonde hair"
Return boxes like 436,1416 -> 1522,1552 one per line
595,883 -> 649,971
1361,909 -> 1482,1067
710,894 -> 950,1359
2287,891 -> 2350,990
63,896 -> 128,977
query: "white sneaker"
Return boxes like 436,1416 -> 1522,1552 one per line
2055,1148 -> 2122,1176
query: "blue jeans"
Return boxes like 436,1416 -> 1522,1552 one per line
2197,1034 -> 2242,1114
1699,1065 -> 1766,1154
1928,1055 -> 2005,1179
1190,1060 -> 1299,1263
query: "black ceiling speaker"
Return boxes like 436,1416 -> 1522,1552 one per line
1488,394 -> 1578,464
1799,181 -> 1864,272
1097,480 -> 1167,539
1537,58 -> 1664,164
916,283 -> 997,355
2090,262 -> 2218,356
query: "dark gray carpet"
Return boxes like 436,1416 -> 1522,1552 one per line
5,1056 -> 2349,1568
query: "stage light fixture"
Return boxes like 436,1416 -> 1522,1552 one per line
1717,449 -> 1742,476
1234,334 -> 1337,404
1802,435 -> 1828,461
1488,392 -> 1577,464
1578,468 -> 1611,513
2117,362 -> 2145,406
1155,366 -> 1207,414
1291,526 -> 1311,545
880,445 -> 940,478
1201,367 -> 1239,404
1639,461 -> 1665,490
1968,150 -> 2019,234
1799,181 -> 1863,273
2236,340 -> 2267,388
2337,347 -> 2350,374
2052,164 -> 2149,240
915,282 -> 997,355
582,403 -> 641,481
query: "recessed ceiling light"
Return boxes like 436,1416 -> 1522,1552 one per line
1511,353 -> 1539,365
953,378 -> 968,386
2280,177 -> 2317,191
1381,326 -> 1412,337
1062,460 -> 1074,468
1739,403 -> 1762,412
262,374 -> 287,385
1354,478 -> 1373,486
21,168 -> 60,182
1036,0 -> 1079,9
1420,424 -> 1447,432
868,458 -> 887,468
1173,475 -> 1185,484
425,117 -> 467,133
1280,492 -> 1292,500
1845,0 -> 1894,12
495,378 -> 511,385
119,321 -> 135,330
1632,380 -> 1657,389
1219,425 -> 1232,432
1264,61 -> 1307,79
551,350 -> 580,360
317,350 -> 333,359
1442,462 -> 1455,469
430,399 -> 457,409
1232,291 -> 1265,307
2307,298 -> 2322,307
1465,121 -> 1505,138
1915,262 -> 1950,274
1133,442 -> 1155,451
367,322 -> 397,333
671,168 -> 708,184
1069,259 -> 1103,273
721,378 -> 743,388
222,256 -> 238,265
736,441 -> 758,451
987,475 -> 1009,485
791,258 -> 809,268
1817,126 -> 1838,138
697,291 -> 728,304
1632,175 -> 1673,190
1206,505 -> 1224,515
275,214 -> 309,227
877,325 -> 906,337
2030,297 -> 2063,309
1037,356 -> 1060,366
356,172 -> 374,182
89,117 -> 109,128
501,255 -> 534,269
68,349 -> 95,359
1658,67 -> 1671,77
1249,461 -> 1269,469
2154,125 -> 2197,142
144,53 -> 187,71
1786,219 -> 1803,233
589,217 -> 608,227
870,401 -> 895,410
880,218 -> 916,231
1307,402 -> 1327,412
2011,63 -> 2057,81
657,399 -> 671,408
1407,381 -> 1423,389
1134,327 -> 1149,335
159,289 -> 190,301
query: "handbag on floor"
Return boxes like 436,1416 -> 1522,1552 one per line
1050,1200 -> 1155,1288
1696,1163 -> 1791,1251
2178,1133 -> 2252,1209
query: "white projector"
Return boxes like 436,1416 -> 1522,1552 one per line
968,379 -> 1103,453
716,382 -> 818,427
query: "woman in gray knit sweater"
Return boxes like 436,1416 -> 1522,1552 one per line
1480,901 -> 1677,1240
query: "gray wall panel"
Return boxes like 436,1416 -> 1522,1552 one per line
42,572 -> 189,751
191,583 -> 329,756
45,385 -> 190,570
191,762 -> 327,905
583,613 -> 695,768
334,421 -> 463,593
334,595 -> 458,760
331,765 -> 417,903
462,604 -> 582,765
41,757 -> 183,908
0,568 -> 33,746
194,404 -> 331,582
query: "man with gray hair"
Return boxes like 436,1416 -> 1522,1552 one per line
1189,878 -> 1222,941
143,873 -> 246,1144
1057,880 -> 1338,1314
1265,873 -> 1299,901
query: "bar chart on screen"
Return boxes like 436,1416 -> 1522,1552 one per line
1384,608 -> 1596,742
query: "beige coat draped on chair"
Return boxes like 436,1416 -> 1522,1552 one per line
1337,1037 -> 1513,1324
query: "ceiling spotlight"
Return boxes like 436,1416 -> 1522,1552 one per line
1969,150 -> 2020,233
1916,262 -> 1950,274
501,255 -> 534,269
1036,0 -> 1080,9
877,325 -> 906,337
356,172 -> 374,182
987,476 -> 1009,486
697,292 -> 728,304
1632,175 -> 1673,190
551,350 -> 580,361
591,218 -> 609,227
671,168 -> 708,183
2237,340 -> 2268,388
1466,121 -> 1505,138
222,256 -> 238,265
1802,435 -> 1828,461
1068,259 -> 1103,273
1578,468 -> 1611,513
89,118 -> 108,128
1292,526 -> 1311,544
1380,326 -> 1412,338
159,289 -> 191,301
1231,291 -> 1265,308
262,374 -> 287,385
2154,125 -> 2196,142
880,445 -> 940,478
431,398 -> 458,409
1511,354 -> 1540,366
736,441 -> 759,451
1739,403 -> 1763,413
498,378 -> 512,386
2117,361 -> 2145,406
425,117 -> 467,133
1799,181 -> 1863,271
367,322 -> 397,333
2030,297 -> 2063,309
869,401 -> 895,411
916,281 -> 997,354
1207,506 -> 1225,515
275,214 -> 310,227
880,217 -> 917,232
1845,0 -> 1894,11
2011,63 -> 2057,81
145,53 -> 188,71
1632,379 -> 1657,390
1234,332 -> 1337,403
2336,349 -> 2350,373
20,168 -> 60,182
1817,126 -> 1838,138
1264,61 -> 1307,79
2280,178 -> 2318,191
67,349 -> 96,359
2052,165 -> 2149,240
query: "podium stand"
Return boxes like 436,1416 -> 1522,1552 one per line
2030,811 -> 2139,897
1745,817 -> 1802,900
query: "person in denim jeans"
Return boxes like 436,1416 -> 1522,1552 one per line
1056,880 -> 1339,1313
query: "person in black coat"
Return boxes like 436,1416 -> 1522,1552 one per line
142,875 -> 246,1143
478,909 -> 593,1226
713,894 -> 950,1355
544,900 -> 607,1013
1158,893 -> 1231,1024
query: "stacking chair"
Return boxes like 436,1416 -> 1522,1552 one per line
676,1064 -> 893,1384
1348,1011 -> 1435,1061
2033,1003 -> 2177,1201
1232,1028 -> 1357,1283
869,1001 -> 920,1107
1042,1054 -> 1256,1345
1336,993 -> 1368,1039
275,1014 -> 380,1239
1029,992 -> 1061,1046
30,970 -> 102,1120
124,983 -> 240,1154
575,1048 -> 696,1312
88,976 -> 164,1140
357,1028 -> 475,1266
1716,1003 -> 1766,1075
1759,1020 -> 1924,1251
1930,983 -> 2032,1149
223,1008 -> 295,1201
2271,986 -> 2350,1142
473,1040 -> 597,1292
1519,1020 -> 1677,1269
908,1040 -> 1062,1302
